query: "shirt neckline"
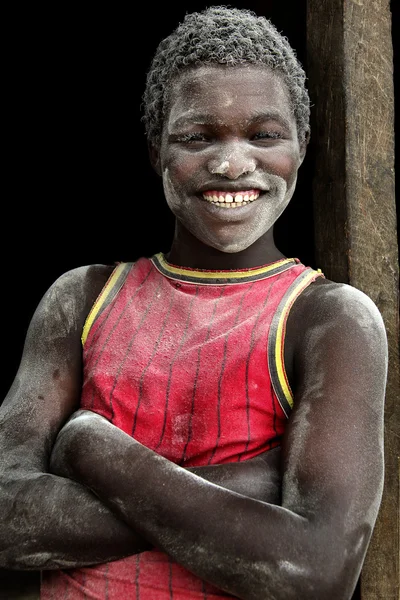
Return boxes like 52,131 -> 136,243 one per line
150,253 -> 299,285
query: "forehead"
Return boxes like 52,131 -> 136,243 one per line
166,64 -> 294,127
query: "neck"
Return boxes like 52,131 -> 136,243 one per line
166,225 -> 286,270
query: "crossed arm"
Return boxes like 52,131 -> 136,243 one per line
0,266 -> 280,569
0,266 -> 388,600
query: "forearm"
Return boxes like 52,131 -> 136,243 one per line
0,470 -> 151,570
56,413 -> 337,600
187,450 -> 281,503
1,423 -> 280,572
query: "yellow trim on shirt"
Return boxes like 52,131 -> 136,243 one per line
155,252 -> 294,280
81,263 -> 127,346
274,269 -> 322,409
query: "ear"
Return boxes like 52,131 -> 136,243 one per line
299,130 -> 310,164
148,142 -> 162,176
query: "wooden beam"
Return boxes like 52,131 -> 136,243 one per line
306,1 -> 399,599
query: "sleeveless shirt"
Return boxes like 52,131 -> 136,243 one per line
41,253 -> 324,599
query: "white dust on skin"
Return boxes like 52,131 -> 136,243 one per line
210,160 -> 231,175
162,65 -> 302,253
208,152 -> 256,177
163,167 -> 295,254
280,279 -> 387,579
278,559 -> 311,578
1,270 -> 84,420
0,268 -> 108,568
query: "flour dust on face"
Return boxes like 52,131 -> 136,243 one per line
158,64 -> 305,254
163,169 -> 291,253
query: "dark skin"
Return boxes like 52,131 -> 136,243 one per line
0,261 -> 281,565
0,65 -> 387,600
0,261 -> 281,568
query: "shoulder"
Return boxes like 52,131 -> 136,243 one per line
29,264 -> 116,338
285,276 -> 388,404
49,263 -> 115,293
289,276 -> 387,346
301,277 -> 386,335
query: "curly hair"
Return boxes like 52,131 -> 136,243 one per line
142,5 -> 310,147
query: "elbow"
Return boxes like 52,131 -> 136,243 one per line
0,548 -> 25,571
225,561 -> 352,600
0,475 -> 48,570
0,504 -> 28,570
0,546 -> 53,571
245,563 -> 354,600
240,533 -> 365,600
268,541 -> 366,600
0,511 -> 55,571
0,487 -> 20,569
0,524 -> 27,570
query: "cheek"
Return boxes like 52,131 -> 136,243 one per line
163,150 -> 200,189
268,151 -> 300,182
163,169 -> 179,203
162,166 -> 191,213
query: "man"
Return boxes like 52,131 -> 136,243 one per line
0,6 -> 388,599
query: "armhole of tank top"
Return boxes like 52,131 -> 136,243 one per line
267,267 -> 325,418
81,262 -> 132,346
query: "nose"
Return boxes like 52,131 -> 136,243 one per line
208,143 -> 256,179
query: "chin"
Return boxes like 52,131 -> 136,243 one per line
205,238 -> 259,254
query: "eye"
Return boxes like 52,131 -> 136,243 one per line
252,130 -> 283,141
175,133 -> 210,144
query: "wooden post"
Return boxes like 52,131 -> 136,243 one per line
306,1 -> 399,599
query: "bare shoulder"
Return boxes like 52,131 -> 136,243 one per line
44,263 -> 115,310
32,263 -> 115,336
285,275 -> 388,417
2,262 -> 115,394
289,276 -> 387,350
1,263 -> 116,450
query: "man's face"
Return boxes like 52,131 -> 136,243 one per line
156,64 -> 305,254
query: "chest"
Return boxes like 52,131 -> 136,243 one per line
80,271 -> 292,464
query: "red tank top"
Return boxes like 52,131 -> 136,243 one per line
41,253 -> 323,599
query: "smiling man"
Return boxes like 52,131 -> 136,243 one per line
159,65 -> 301,259
0,6 -> 388,600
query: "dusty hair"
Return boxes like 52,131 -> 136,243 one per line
142,5 -> 310,146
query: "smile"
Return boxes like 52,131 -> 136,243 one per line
202,190 -> 260,208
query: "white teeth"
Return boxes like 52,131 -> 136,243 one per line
202,191 -> 260,206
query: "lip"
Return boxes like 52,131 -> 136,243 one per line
194,191 -> 267,219
198,182 -> 268,194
